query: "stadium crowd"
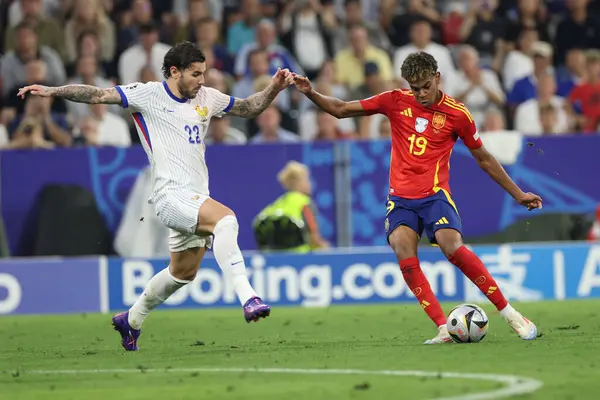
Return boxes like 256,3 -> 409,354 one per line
0,0 -> 599,148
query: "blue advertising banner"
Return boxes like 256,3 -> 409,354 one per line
1,243 -> 600,315
106,243 -> 600,311
0,258 -> 101,315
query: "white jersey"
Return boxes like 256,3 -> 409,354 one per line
115,81 -> 234,202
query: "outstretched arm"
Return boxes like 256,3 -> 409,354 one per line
228,83 -> 280,118
17,84 -> 122,105
292,74 -> 366,119
229,68 -> 294,118
470,145 -> 542,210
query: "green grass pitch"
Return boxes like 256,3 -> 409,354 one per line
1,300 -> 599,399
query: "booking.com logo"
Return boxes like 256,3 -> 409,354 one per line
119,255 -> 460,308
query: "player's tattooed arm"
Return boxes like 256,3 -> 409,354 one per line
228,84 -> 279,118
17,84 -> 122,105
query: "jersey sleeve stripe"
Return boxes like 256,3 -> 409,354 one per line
115,86 -> 128,108
223,96 -> 235,113
132,112 -> 152,151
443,100 -> 474,123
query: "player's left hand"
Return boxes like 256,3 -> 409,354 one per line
271,68 -> 293,91
517,192 -> 543,211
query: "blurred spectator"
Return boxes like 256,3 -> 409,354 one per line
335,24 -> 392,89
554,0 -> 600,66
68,30 -> 114,78
8,0 -> 62,26
314,109 -> 356,140
205,116 -> 247,145
332,0 -> 390,54
0,123 -> 8,148
441,3 -> 467,46
460,0 -> 507,70
233,49 -> 291,112
556,48 -> 586,98
250,105 -> 299,143
115,0 -> 154,55
234,19 -> 304,78
568,49 -> 600,133
173,0 -> 210,43
2,59 -> 67,125
4,0 -> 65,59
139,65 -> 159,83
480,107 -> 513,134
348,61 -> 386,100
514,73 -> 569,135
504,0 -> 550,47
446,45 -> 505,127
73,116 -> 101,146
173,0 -> 222,24
195,17 -> 233,76
118,22 -> 170,84
538,103 -> 561,135
502,27 -> 538,92
507,41 -> 553,107
8,96 -> 71,147
64,0 -> 116,67
67,54 -> 119,120
1,22 -> 66,97
386,0 -> 440,48
393,19 -> 455,89
279,0 -> 334,79
88,103 -> 131,147
227,0 -> 262,55
378,117 -> 391,138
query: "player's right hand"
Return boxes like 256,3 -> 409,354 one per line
517,192 -> 543,211
17,84 -> 53,99
291,74 -> 312,95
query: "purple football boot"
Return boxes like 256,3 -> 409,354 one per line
243,297 -> 271,323
111,311 -> 141,351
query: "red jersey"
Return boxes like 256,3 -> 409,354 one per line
360,89 -> 482,199
568,82 -> 600,133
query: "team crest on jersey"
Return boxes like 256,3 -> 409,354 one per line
195,106 -> 209,121
432,112 -> 446,130
415,117 -> 429,133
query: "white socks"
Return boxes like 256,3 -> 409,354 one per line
128,267 -> 190,330
212,215 -> 257,305
499,303 -> 516,318
127,215 -> 257,330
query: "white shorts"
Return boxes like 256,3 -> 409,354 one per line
155,191 -> 212,252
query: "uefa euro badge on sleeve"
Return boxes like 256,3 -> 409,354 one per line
415,117 -> 429,133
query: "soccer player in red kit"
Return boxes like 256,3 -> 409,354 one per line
292,52 -> 542,343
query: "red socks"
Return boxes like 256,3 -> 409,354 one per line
399,257 -> 447,327
449,245 -> 508,311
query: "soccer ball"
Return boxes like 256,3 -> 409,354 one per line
446,304 -> 489,343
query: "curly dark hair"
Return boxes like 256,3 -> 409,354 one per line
400,52 -> 438,83
162,41 -> 206,78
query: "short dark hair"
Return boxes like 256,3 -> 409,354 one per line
401,52 -> 438,83
162,41 -> 206,78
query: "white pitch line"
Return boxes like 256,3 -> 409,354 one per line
27,367 -> 542,400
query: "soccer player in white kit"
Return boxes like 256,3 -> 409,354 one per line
18,41 -> 294,351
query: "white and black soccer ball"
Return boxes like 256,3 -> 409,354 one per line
446,304 -> 489,343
